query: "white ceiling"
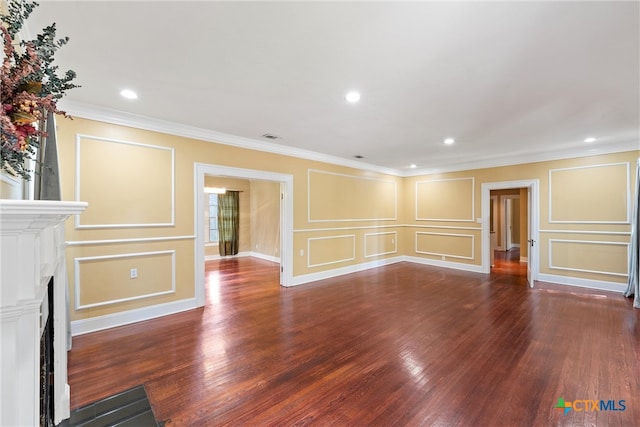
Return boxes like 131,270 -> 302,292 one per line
25,1 -> 639,175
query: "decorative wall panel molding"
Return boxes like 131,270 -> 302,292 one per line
415,232 -> 475,260
294,224 -> 400,233
74,250 -> 176,309
549,162 -> 629,224
411,225 -> 482,231
75,134 -> 175,228
67,235 -> 195,246
307,169 -> 397,222
416,177 -> 475,221
539,229 -> 631,236
307,235 -> 356,267
292,225 -> 481,233
548,239 -> 628,277
364,231 -> 398,258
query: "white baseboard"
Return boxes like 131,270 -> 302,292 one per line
289,255 -> 484,287
537,273 -> 627,294
404,256 -> 484,273
520,257 -> 528,263
205,251 -> 252,261
204,251 -> 280,263
71,297 -> 199,336
249,252 -> 280,263
288,256 -> 404,287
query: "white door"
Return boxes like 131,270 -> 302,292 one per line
279,183 -> 284,285
527,187 -> 534,287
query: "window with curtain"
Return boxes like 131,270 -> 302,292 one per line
206,194 -> 219,243
218,191 -> 240,256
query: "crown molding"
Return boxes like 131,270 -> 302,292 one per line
404,140 -> 640,177
59,100 -> 638,178
58,100 -> 402,177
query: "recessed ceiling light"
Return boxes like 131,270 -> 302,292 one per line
120,89 -> 138,99
584,137 -> 597,143
353,155 -> 364,159
345,91 -> 361,103
444,138 -> 455,145
410,164 -> 417,169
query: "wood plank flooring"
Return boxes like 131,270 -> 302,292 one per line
68,257 -> 640,426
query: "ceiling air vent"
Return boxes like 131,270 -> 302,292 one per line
261,133 -> 282,140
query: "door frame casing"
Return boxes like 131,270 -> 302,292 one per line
481,179 -> 539,284
194,163 -> 294,307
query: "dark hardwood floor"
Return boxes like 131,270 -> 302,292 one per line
492,247 -> 526,279
68,257 -> 640,426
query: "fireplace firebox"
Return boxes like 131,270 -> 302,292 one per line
40,278 -> 55,426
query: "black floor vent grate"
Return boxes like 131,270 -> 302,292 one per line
58,385 -> 158,427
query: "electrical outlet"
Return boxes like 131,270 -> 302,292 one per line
130,268 -> 138,279
299,249 -> 304,256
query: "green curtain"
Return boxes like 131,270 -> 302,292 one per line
218,191 -> 240,256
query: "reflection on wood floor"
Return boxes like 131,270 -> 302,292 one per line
67,257 -> 639,426
491,247 -> 527,280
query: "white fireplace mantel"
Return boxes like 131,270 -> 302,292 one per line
0,200 -> 87,426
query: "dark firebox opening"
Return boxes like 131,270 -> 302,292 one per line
40,277 -> 54,427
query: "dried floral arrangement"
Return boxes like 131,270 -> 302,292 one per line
1,0 -> 78,179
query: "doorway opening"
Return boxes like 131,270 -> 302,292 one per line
194,163 -> 294,308
490,190 -> 525,278
482,179 -> 539,287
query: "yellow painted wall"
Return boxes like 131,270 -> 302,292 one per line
250,180 -> 280,259
404,151 -> 637,283
403,174 -> 480,265
57,117 -> 403,320
0,172 -> 21,199
295,169 -> 402,276
56,115 -> 637,323
511,198 -> 520,243
76,135 -> 173,227
66,240 -> 193,320
308,170 -> 397,221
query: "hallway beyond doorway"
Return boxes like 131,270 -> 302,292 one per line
492,248 -> 527,280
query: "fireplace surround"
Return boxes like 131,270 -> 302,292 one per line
0,200 -> 86,426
